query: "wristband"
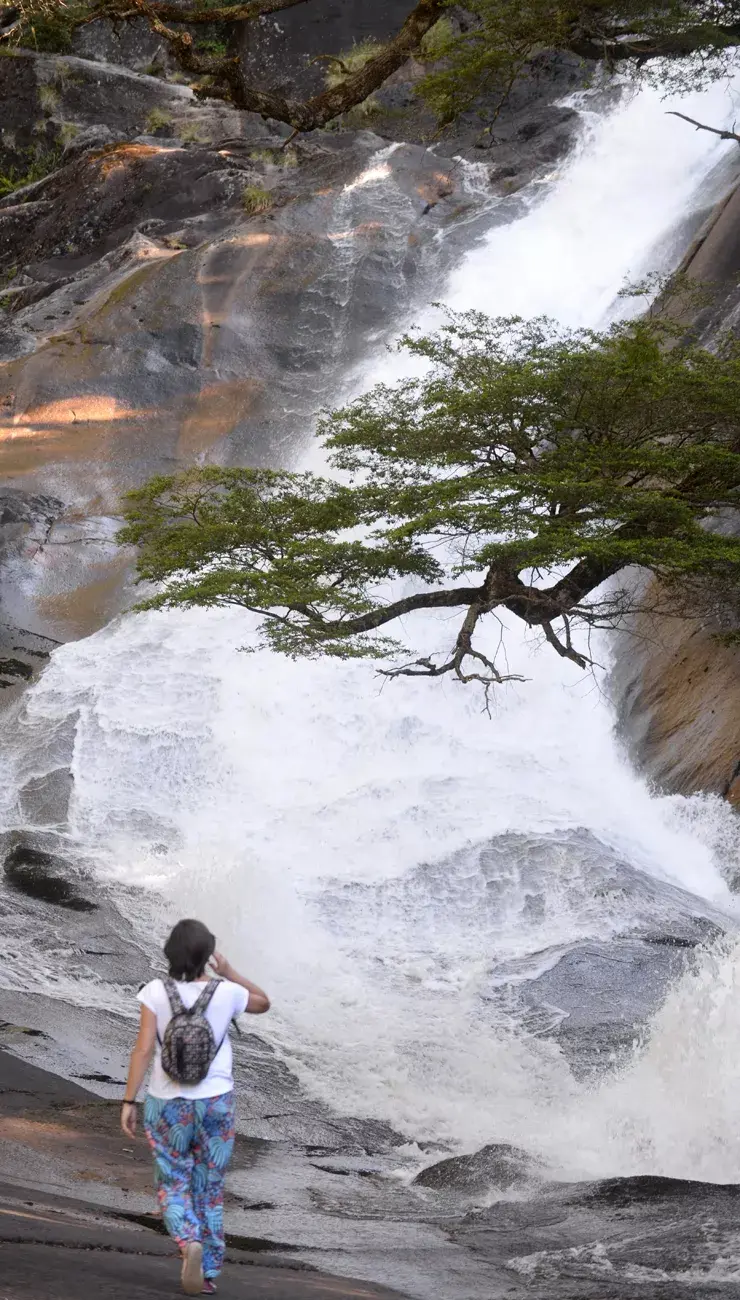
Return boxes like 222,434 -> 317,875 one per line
121,1099 -> 138,1106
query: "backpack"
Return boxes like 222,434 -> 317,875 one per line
159,977 -> 223,1086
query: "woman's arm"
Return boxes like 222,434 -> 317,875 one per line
211,952 -> 271,1014
121,1004 -> 157,1138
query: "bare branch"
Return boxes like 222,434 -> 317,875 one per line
666,110 -> 740,145
541,619 -> 590,669
378,593 -> 526,714
91,0 -> 309,26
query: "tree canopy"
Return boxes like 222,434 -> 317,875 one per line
120,311 -> 740,694
5,0 -> 740,132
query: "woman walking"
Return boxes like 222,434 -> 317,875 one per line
121,919 -> 270,1295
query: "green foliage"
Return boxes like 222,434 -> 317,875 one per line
324,38 -> 385,89
195,35 -> 228,57
419,15 -> 456,62
145,107 -> 173,134
416,0 -> 740,124
241,184 -> 272,214
249,147 -> 298,168
25,14 -> 74,51
122,310 -> 740,683
38,82 -> 60,113
0,145 -> 62,196
179,122 -> 207,144
58,121 -> 79,147
9,2 -> 92,53
324,37 -> 385,121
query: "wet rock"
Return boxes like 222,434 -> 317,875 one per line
453,1174 -> 740,1297
3,840 -> 97,912
0,488 -> 63,553
0,657 -> 33,681
322,828 -> 732,1083
415,1142 -> 536,1193
18,767 -> 74,825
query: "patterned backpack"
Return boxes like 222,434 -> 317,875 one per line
160,977 -> 222,1085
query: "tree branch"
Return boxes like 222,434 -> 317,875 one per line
541,619 -> 590,669
324,582 -> 487,635
378,593 -> 526,712
112,0 -> 446,129
101,0 -> 309,24
566,22 -> 740,65
666,110 -> 740,145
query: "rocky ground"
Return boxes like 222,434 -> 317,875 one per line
2,817 -> 739,1298
5,1033 -> 740,1300
0,1056 -> 407,1300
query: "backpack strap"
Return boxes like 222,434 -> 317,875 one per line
191,979 -> 220,1016
162,976 -> 186,1016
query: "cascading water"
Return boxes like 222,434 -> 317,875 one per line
3,79 -> 740,1190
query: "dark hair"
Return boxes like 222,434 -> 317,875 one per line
164,919 -> 216,982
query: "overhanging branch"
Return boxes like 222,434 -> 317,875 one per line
667,110 -> 740,144
101,0 -> 447,129
100,0 -> 310,24
566,22 -> 740,64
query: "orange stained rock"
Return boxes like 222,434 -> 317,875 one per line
177,377 -> 264,459
327,221 -> 383,242
97,142 -> 184,177
36,554 -> 132,641
6,396 -> 153,431
0,396 -> 156,476
222,232 -> 276,248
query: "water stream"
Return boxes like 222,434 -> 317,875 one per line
3,78 -> 740,1191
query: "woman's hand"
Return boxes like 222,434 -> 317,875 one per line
210,951 -> 234,980
121,1102 -> 138,1139
211,956 -> 271,1014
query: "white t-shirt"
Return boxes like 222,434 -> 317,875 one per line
137,977 -> 249,1100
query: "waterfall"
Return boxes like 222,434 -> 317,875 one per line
3,78 -> 740,1183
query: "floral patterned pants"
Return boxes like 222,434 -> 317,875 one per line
144,1092 -> 236,1279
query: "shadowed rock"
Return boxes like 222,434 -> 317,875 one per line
4,841 -> 97,911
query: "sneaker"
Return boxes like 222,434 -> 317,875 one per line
202,1282 -> 218,1295
181,1241 -> 204,1296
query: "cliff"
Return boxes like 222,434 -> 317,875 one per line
611,181 -> 740,805
0,27 -> 583,660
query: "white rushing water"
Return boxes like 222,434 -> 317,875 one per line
4,79 -> 740,1183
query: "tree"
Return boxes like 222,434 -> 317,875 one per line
120,311 -> 740,695
4,0 -> 740,133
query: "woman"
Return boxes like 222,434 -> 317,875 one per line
121,919 -> 270,1295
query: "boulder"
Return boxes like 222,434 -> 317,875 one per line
62,124 -> 127,161
453,1174 -> 740,1297
415,1142 -> 537,1193
4,840 -> 97,911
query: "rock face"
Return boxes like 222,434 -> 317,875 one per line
0,43 -> 583,643
450,1174 -> 740,1298
415,1142 -> 538,1194
239,0 -> 418,97
320,828 -> 731,1083
241,5 -> 588,174
611,593 -> 740,804
611,180 -> 740,806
